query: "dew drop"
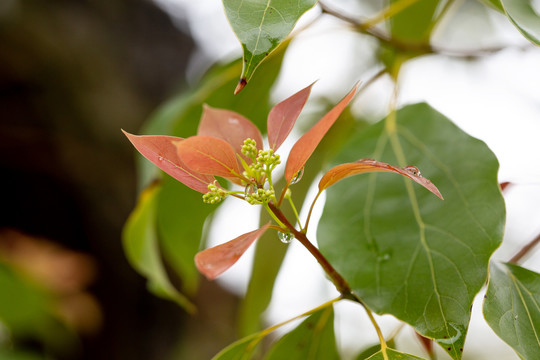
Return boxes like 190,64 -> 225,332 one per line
278,231 -> 294,244
290,168 -> 304,185
158,156 -> 164,161
359,158 -> 377,164
403,165 -> 421,176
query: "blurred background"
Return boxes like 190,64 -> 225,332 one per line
1,0 -> 540,359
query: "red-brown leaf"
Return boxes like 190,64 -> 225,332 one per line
122,130 -> 214,193
194,224 -> 270,280
285,83 -> 359,184
175,135 -> 241,178
267,83 -> 314,151
198,105 -> 263,163
318,159 -> 443,200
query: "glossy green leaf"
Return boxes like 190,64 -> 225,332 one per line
318,103 -> 505,359
122,184 -> 195,312
389,0 -> 440,43
367,348 -> 426,360
265,306 -> 339,360
483,262 -> 540,360
222,0 -> 317,92
500,0 -> 540,45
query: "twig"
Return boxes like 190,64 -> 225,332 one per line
318,0 -> 534,58
509,232 -> 540,264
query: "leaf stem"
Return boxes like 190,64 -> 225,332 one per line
509,232 -> 540,264
285,191 -> 304,232
361,299 -> 389,360
263,202 -> 287,229
304,190 -> 322,232
267,202 -> 353,296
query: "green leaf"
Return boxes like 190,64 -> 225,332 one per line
318,103 -> 505,359
483,262 -> 540,360
500,0 -> 540,45
222,0 -> 317,92
389,0 -> 440,43
122,184 -> 195,312
367,348 -> 426,360
265,306 -> 339,360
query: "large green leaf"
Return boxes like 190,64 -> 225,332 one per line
367,348 -> 426,360
265,306 -> 339,360
483,262 -> 540,359
318,103 -> 505,359
122,184 -> 195,312
500,0 -> 540,45
222,0 -> 317,92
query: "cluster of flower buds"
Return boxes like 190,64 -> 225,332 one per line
245,187 -> 275,205
202,182 -> 228,204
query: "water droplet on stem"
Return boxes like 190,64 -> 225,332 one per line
278,231 -> 294,244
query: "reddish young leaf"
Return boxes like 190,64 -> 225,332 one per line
175,135 -> 241,178
195,224 -> 270,280
267,83 -> 314,151
198,105 -> 263,163
285,83 -> 359,184
122,130 -> 214,193
318,159 -> 443,199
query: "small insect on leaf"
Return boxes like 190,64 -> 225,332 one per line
175,135 -> 242,178
285,83 -> 359,184
122,130 -> 214,193
318,158 -> 443,200
195,224 -> 270,280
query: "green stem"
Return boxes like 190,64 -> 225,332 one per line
285,191 -> 303,232
264,202 -> 287,229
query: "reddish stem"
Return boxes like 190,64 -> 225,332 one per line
267,202 -> 353,297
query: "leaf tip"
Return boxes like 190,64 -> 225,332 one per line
234,78 -> 247,95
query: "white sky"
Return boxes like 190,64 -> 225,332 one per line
155,1 -> 539,359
